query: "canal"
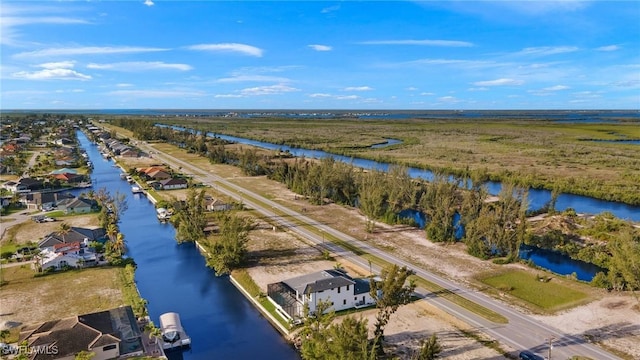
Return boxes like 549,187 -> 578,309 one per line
77,130 -> 299,360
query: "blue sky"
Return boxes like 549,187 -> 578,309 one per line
1,1 -> 638,110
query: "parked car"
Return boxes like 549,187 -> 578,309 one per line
519,351 -> 544,360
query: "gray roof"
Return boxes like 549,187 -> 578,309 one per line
20,306 -> 140,360
353,278 -> 372,295
282,269 -> 356,295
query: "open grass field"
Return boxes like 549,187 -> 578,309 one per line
162,117 -> 640,205
478,269 -> 591,312
0,265 -> 124,325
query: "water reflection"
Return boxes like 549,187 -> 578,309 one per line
76,131 -> 299,360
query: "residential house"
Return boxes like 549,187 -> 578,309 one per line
204,197 -> 232,212
39,226 -> 107,249
138,166 -> 170,180
2,177 -> 43,193
0,195 -> 12,211
54,137 -> 74,146
145,169 -> 171,181
120,148 -> 139,158
22,192 -> 75,210
158,178 -> 188,190
267,269 -> 375,321
57,197 -> 97,214
19,306 -> 144,360
39,240 -> 97,270
51,172 -> 83,183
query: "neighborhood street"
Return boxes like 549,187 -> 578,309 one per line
135,141 -> 621,360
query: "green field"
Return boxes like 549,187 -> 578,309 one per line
479,270 -> 590,312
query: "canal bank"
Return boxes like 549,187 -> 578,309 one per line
77,130 -> 300,360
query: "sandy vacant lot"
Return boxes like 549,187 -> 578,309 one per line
244,218 -> 502,359
230,173 -> 640,359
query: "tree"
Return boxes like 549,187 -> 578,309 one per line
105,223 -> 118,242
58,222 -> 71,243
172,189 -> 207,243
412,334 -> 442,360
111,232 -> 126,257
369,264 -> 416,351
299,301 -> 375,360
607,230 -> 640,292
358,170 -> 387,233
300,300 -> 334,360
206,213 -> 253,275
324,316 -> 375,360
421,174 -> 459,243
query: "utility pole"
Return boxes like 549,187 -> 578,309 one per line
547,336 -> 555,360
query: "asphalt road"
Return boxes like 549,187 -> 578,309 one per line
136,141 -> 621,360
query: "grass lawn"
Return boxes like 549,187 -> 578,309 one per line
478,269 -> 590,312
0,265 -> 125,325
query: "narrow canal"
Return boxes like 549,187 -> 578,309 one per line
77,130 -> 300,360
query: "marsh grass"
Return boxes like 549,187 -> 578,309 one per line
165,117 -> 640,204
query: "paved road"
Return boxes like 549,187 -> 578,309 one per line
136,140 -> 620,360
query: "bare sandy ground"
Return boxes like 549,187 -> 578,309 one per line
1,213 -> 99,245
232,174 -> 640,359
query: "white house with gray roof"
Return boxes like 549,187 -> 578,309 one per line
267,269 -> 375,321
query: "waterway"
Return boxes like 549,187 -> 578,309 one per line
76,130 -> 299,360
197,129 -> 640,221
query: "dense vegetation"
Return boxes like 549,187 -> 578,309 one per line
155,116 -> 640,206
107,118 -> 640,290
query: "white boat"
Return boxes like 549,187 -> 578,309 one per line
159,312 -> 191,350
156,207 -> 171,221
131,186 -> 143,194
126,175 -> 134,183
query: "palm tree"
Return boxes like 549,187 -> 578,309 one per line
112,232 -> 126,257
105,223 -> 118,242
58,222 -> 71,243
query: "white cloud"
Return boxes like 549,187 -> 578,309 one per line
217,75 -> 290,83
596,45 -> 620,52
308,44 -> 332,51
321,5 -> 340,14
343,86 -> 373,91
420,92 -> 435,96
0,3 -> 91,46
116,83 -> 134,87
359,39 -> 474,47
406,87 -> 418,91
13,68 -> 91,81
309,93 -> 332,98
12,61 -> 90,80
39,61 -> 76,69
473,78 -> 524,86
514,46 -> 579,56
187,43 -> 263,57
87,61 -> 192,71
144,0 -> 154,6
214,94 -> 244,98
467,87 -> 489,91
542,85 -> 570,91
239,84 -> 299,96
14,46 -> 168,58
336,95 -> 359,100
438,96 -> 460,103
